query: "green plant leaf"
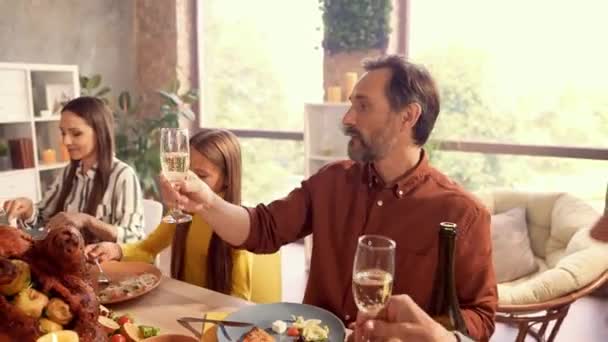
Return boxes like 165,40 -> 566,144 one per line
181,89 -> 199,104
320,0 -> 391,53
179,107 -> 196,121
95,86 -> 111,98
157,90 -> 181,106
79,76 -> 89,90
118,91 -> 132,112
160,104 -> 172,114
158,113 -> 179,128
87,74 -> 102,90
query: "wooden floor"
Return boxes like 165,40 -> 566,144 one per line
281,243 -> 608,342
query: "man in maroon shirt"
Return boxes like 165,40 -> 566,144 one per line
162,55 -> 497,340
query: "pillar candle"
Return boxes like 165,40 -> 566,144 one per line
343,72 -> 358,100
326,86 -> 342,103
41,149 -> 56,164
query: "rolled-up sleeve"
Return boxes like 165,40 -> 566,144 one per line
112,167 -> 145,243
241,180 -> 315,254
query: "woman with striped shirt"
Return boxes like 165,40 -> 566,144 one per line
2,96 -> 144,244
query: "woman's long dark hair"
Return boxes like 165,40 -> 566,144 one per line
170,128 -> 242,294
52,97 -> 115,229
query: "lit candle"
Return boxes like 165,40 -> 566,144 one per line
326,86 -> 342,103
343,72 -> 358,100
41,149 -> 57,164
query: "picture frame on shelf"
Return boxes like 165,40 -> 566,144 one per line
45,83 -> 74,114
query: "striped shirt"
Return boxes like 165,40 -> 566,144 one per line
33,158 -> 145,243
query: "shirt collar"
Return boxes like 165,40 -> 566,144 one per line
364,149 -> 431,198
76,161 -> 98,179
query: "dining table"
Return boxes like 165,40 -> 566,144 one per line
106,275 -> 251,337
105,275 -> 352,341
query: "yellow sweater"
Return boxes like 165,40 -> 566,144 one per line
120,214 -> 252,300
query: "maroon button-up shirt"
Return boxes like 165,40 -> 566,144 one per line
243,152 -> 497,341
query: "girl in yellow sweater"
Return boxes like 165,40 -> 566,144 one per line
85,129 -> 252,300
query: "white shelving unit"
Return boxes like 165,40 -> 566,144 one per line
304,103 -> 350,177
0,62 -> 79,202
303,102 -> 350,270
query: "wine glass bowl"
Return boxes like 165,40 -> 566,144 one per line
352,234 -> 396,317
160,128 -> 192,224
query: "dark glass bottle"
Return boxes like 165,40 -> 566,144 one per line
429,222 -> 467,334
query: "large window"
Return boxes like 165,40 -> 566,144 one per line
410,0 -> 608,147
198,0 -> 322,204
199,0 -> 323,131
239,139 -> 304,206
410,0 -> 608,206
197,0 -> 607,206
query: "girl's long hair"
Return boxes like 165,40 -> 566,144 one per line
170,128 -> 242,294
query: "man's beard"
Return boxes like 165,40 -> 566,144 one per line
343,126 -> 392,163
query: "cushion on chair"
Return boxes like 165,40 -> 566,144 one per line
476,190 -> 606,305
498,236 -> 608,305
491,207 -> 537,282
488,191 -> 560,258
545,194 -> 602,266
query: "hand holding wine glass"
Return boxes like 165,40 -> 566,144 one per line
352,234 -> 396,341
351,295 -> 458,342
160,127 -> 192,223
159,170 -> 216,214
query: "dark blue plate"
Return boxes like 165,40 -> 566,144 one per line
217,302 -> 345,341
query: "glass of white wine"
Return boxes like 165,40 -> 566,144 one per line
160,127 -> 192,223
352,235 -> 396,320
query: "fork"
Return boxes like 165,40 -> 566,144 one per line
94,258 -> 111,285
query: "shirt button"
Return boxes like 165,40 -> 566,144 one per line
345,314 -> 351,321
377,200 -> 383,207
397,189 -> 404,197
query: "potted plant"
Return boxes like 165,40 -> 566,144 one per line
319,0 -> 392,96
0,140 -> 10,170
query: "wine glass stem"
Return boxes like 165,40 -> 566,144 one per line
173,199 -> 179,218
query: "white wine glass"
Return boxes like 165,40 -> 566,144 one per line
352,235 -> 396,319
160,127 -> 192,223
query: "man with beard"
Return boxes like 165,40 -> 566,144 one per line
161,55 -> 497,341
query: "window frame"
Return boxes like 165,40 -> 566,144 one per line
196,0 -> 608,161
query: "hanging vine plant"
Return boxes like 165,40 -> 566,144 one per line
319,0 -> 392,54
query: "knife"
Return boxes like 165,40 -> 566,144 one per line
178,316 -> 254,327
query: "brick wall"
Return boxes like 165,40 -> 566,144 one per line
135,0 -> 197,120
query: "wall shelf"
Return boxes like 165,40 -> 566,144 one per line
34,116 -> 61,122
0,63 -> 79,202
0,119 -> 32,124
0,167 -> 37,176
304,102 -> 350,177
38,162 -> 69,172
